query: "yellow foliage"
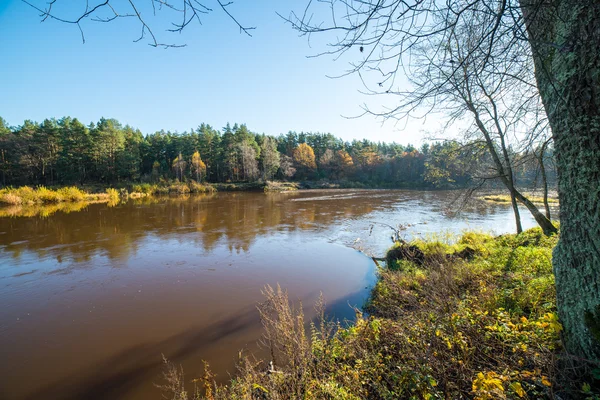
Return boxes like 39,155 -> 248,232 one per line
292,143 -> 317,169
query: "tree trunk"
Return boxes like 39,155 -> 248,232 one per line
513,189 -> 557,236
522,0 -> 600,361
510,190 -> 523,234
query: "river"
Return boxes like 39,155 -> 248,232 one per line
0,189 -> 552,399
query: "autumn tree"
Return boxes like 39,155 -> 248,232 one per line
292,143 -> 317,179
172,153 -> 186,182
332,150 -> 354,180
190,151 -> 206,182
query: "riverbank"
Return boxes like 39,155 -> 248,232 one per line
0,186 -> 120,206
0,181 -> 297,206
158,227 -> 596,399
478,192 -> 559,205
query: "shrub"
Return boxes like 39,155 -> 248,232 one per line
168,183 -> 191,194
36,186 -> 63,203
105,188 -> 120,203
15,186 -> 37,204
189,181 -> 216,193
131,183 -> 160,195
56,186 -> 85,202
0,189 -> 22,205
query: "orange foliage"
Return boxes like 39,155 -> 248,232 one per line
292,143 -> 317,170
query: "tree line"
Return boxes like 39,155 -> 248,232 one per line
0,116 -> 553,190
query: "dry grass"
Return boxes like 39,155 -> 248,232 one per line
0,186 -> 87,205
0,186 -> 123,216
481,194 -> 559,205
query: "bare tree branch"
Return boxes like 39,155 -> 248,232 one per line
23,0 -> 255,47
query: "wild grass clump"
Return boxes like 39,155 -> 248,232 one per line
131,183 -> 162,195
169,183 -> 191,194
56,186 -> 86,202
0,186 -> 87,205
105,188 -> 120,204
264,181 -> 299,192
0,190 -> 23,205
36,186 -> 62,202
189,181 -> 217,193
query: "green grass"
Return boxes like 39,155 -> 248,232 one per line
481,194 -> 559,204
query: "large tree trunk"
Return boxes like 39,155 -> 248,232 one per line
522,0 -> 600,361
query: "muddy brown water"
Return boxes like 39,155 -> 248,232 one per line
0,189 -> 553,400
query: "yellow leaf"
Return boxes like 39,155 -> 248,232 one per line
541,376 -> 552,387
510,382 -> 526,398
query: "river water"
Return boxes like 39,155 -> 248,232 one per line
0,189 -> 551,399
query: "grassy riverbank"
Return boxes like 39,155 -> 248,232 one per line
0,186 -> 120,205
0,181 -> 300,207
158,227 -> 597,399
479,194 -> 559,205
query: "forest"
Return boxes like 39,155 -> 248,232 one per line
0,116 -> 554,190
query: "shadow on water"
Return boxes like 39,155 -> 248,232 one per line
22,305 -> 259,400
20,284 -> 376,400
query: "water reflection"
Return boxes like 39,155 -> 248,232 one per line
0,190 -> 533,263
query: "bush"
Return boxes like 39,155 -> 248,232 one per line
56,186 -> 85,202
105,188 -> 120,203
168,183 -> 191,194
16,186 -> 37,204
0,189 -> 23,205
131,183 -> 160,195
36,186 -> 63,203
189,181 -> 216,193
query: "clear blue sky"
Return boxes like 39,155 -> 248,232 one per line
0,0 -> 438,144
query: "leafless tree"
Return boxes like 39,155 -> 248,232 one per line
260,137 -> 280,180
278,155 -> 296,179
318,148 -> 334,168
237,141 -> 259,181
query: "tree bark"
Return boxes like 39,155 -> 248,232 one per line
510,190 -> 523,234
522,0 -> 600,361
